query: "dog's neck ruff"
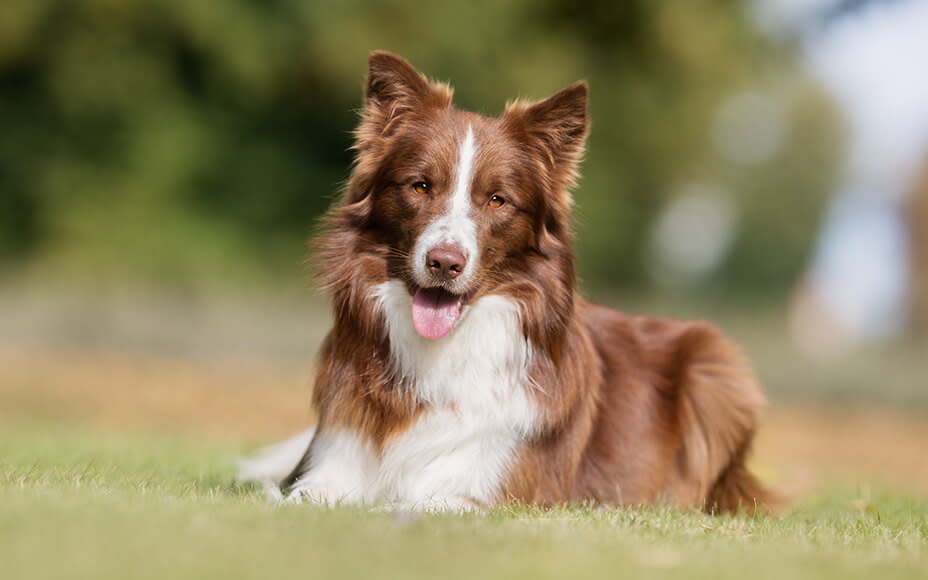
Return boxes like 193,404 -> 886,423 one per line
371,280 -> 537,430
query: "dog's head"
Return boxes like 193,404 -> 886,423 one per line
326,52 -> 588,340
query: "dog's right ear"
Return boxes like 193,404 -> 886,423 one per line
343,53 -> 452,220
358,51 -> 453,143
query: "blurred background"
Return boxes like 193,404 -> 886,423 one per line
0,0 -> 926,495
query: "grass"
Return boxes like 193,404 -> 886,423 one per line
2,422 -> 926,580
1,287 -> 926,579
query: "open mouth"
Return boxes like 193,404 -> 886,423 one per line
410,286 -> 476,340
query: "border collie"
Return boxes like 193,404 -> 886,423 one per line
238,51 -> 774,513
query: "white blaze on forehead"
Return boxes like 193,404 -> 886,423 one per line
412,124 -> 480,290
450,125 -> 478,220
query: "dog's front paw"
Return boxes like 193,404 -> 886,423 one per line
390,494 -> 481,513
283,483 -> 365,507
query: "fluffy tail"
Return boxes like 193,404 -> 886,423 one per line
673,323 -> 781,514
705,444 -> 783,515
236,428 -> 316,490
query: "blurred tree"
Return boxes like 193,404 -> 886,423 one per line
0,0 -> 838,294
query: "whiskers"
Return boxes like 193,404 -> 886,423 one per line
383,248 -> 419,287
385,247 -> 411,261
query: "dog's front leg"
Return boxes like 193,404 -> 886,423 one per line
283,428 -> 379,506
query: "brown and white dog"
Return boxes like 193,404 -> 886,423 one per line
238,51 -> 773,514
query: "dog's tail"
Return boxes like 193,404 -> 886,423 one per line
704,443 -> 783,515
674,323 -> 782,515
236,427 -> 316,491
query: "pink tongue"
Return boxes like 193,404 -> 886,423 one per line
412,287 -> 461,340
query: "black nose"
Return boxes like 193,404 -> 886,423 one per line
426,244 -> 467,280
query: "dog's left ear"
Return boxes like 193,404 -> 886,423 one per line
504,81 -> 589,192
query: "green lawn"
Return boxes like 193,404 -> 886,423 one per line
2,422 -> 926,580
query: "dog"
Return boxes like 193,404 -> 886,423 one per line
238,51 -> 774,514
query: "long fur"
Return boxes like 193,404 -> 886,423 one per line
238,52 -> 777,514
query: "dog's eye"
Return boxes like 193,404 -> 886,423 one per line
488,194 -> 506,209
412,181 -> 430,195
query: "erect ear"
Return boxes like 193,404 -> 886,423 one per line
358,51 -> 453,143
503,81 -> 589,188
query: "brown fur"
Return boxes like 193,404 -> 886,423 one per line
284,52 -> 776,513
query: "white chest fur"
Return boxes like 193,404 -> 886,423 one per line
287,280 -> 537,509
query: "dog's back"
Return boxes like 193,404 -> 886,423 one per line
579,302 -> 771,511
493,299 -> 773,512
